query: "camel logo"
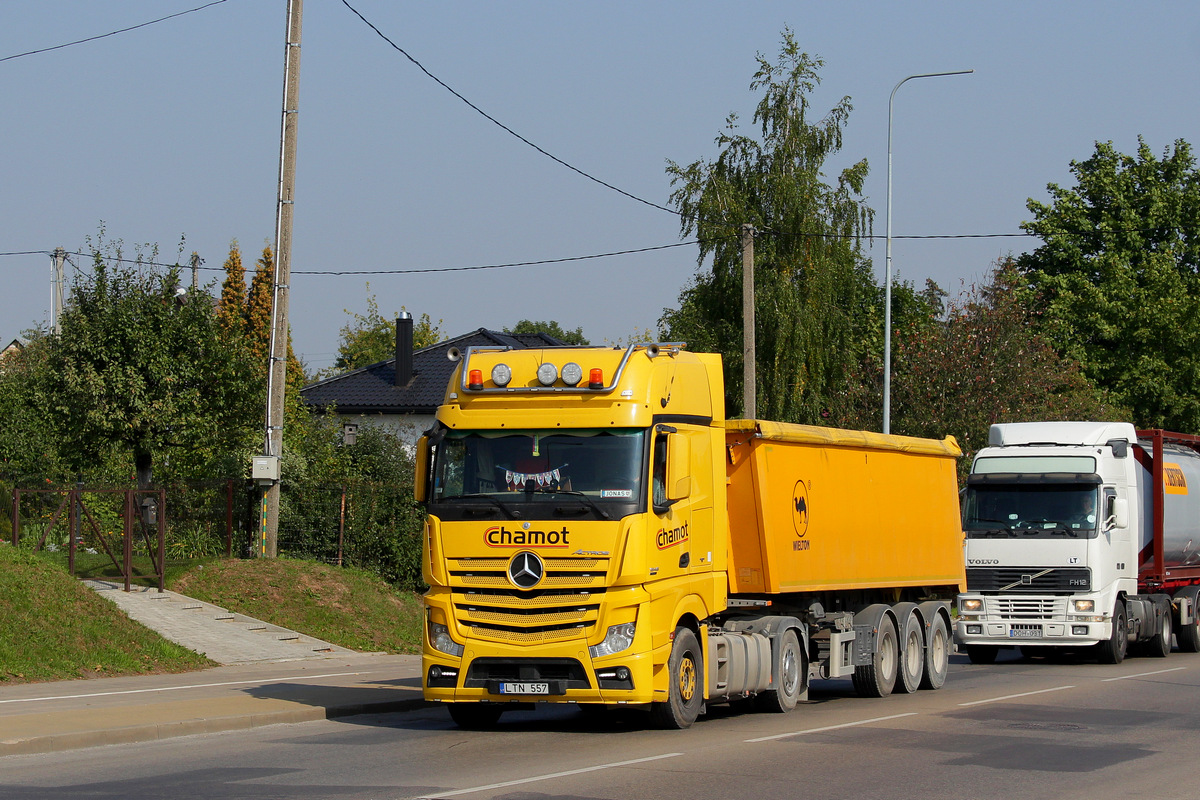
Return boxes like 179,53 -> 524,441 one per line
792,480 -> 809,538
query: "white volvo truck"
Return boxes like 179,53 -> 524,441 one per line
956,422 -> 1200,664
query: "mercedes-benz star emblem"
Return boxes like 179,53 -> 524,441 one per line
508,552 -> 544,589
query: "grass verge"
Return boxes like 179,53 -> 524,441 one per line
170,557 -> 423,655
0,544 -> 212,684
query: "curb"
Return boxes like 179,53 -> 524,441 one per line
0,697 -> 433,757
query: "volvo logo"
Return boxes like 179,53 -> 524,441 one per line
508,551 -> 544,589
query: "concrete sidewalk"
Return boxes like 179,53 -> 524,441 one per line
0,652 -> 430,757
84,580 -> 358,665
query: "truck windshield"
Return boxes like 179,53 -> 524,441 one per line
963,484 -> 1100,539
430,428 -> 646,520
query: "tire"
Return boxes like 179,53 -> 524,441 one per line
920,614 -> 950,690
1148,609 -> 1173,658
852,617 -> 898,698
448,703 -> 503,730
650,627 -> 704,729
1096,600 -> 1127,665
1175,592 -> 1200,653
897,611 -> 925,694
966,645 -> 999,665
755,629 -> 805,713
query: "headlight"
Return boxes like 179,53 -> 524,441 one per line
537,363 -> 559,386
589,622 -> 636,658
429,622 -> 464,657
960,598 -> 982,613
1073,599 -> 1095,613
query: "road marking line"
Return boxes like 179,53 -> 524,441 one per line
417,752 -> 683,798
0,672 -> 365,705
743,712 -> 918,743
957,685 -> 1075,706
1102,667 -> 1187,682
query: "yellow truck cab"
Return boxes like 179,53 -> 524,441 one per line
416,343 -> 964,729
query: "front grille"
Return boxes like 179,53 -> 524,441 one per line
448,555 -> 611,643
967,566 -> 1091,593
464,657 -> 590,689
990,597 -> 1065,619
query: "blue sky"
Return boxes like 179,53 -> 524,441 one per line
3,1 -> 1198,372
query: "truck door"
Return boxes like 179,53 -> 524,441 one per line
652,425 -> 711,577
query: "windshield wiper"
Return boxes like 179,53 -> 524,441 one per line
443,493 -> 521,519
966,518 -> 1013,537
546,489 -> 612,520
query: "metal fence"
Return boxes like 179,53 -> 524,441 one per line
6,479 -> 424,590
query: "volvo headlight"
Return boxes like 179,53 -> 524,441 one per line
429,621 -> 464,657
1072,599 -> 1095,613
588,622 -> 636,658
960,598 -> 982,613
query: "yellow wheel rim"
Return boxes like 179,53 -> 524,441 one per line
679,655 -> 697,701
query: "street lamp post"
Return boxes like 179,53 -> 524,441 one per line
884,69 -> 973,435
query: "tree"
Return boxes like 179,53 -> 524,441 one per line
504,319 -> 588,345
216,241 -> 246,336
244,245 -> 306,393
879,259 -> 1124,466
40,247 -> 262,488
245,245 -> 274,367
660,30 -> 876,422
1018,138 -> 1200,431
329,289 -> 445,374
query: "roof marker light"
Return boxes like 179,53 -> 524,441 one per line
589,368 -> 604,390
468,369 -> 483,391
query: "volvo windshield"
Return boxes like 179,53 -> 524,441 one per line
429,428 -> 646,521
963,480 -> 1101,539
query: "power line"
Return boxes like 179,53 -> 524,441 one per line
0,1 -> 231,64
292,241 -> 703,275
338,0 -> 677,216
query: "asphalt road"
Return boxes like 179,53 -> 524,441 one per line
3,648 -> 1199,800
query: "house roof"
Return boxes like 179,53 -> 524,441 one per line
300,328 -> 565,415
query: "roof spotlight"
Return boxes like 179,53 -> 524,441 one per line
491,363 -> 512,388
561,362 -> 583,387
537,363 -> 558,386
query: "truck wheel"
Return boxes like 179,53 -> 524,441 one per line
852,617 -> 898,698
1148,610 -> 1173,658
920,614 -> 950,690
897,611 -> 925,694
448,703 -> 503,730
966,645 -> 999,665
756,629 -> 805,713
1096,600 -> 1127,664
650,627 -> 704,729
1175,591 -> 1200,652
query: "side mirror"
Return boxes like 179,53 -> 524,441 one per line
414,436 -> 430,503
1106,497 -> 1128,531
666,434 -> 692,501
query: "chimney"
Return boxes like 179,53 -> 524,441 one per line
395,312 -> 414,387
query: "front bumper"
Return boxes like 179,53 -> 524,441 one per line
424,641 -> 658,705
956,594 -> 1111,647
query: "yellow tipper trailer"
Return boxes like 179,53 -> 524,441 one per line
724,420 -> 965,596
417,343 -> 964,730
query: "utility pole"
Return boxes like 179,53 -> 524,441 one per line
261,0 -> 303,558
51,247 -> 65,335
741,223 -> 755,419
